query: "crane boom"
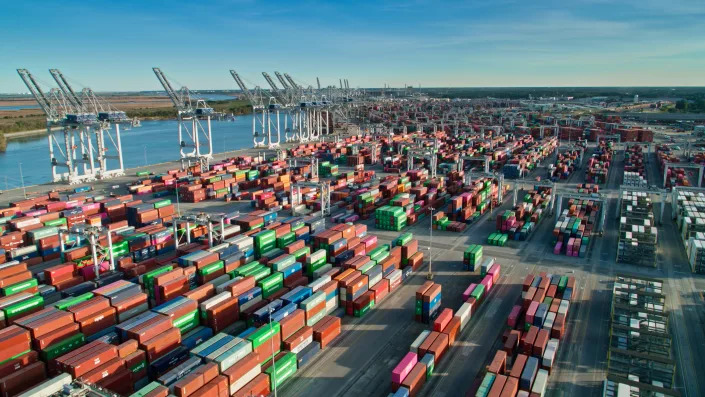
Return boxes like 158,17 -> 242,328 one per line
17,69 -> 58,120
262,72 -> 280,93
284,73 -> 299,90
49,69 -> 82,109
152,67 -> 186,110
274,72 -> 291,90
229,70 -> 256,104
262,72 -> 289,104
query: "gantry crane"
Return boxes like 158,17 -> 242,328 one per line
49,69 -> 137,180
284,71 -> 331,143
17,68 -> 99,184
229,69 -> 270,148
152,67 -> 214,170
262,72 -> 295,147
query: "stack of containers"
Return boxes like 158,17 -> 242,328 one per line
586,141 -> 613,185
415,281 -> 441,324
497,186 -> 551,241
551,150 -> 581,180
552,199 -> 599,258
576,183 -> 599,194
392,263 -> 502,396
375,206 -> 408,231
473,273 -> 575,397
678,191 -> 705,273
618,191 -> 658,267
463,245 -> 483,271
486,232 -> 508,247
318,161 -> 339,177
624,145 -> 646,185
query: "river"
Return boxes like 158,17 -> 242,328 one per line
0,116 -> 256,188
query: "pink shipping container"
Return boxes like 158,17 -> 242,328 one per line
508,305 -> 522,328
526,301 -> 539,325
462,283 -> 478,301
361,235 -> 378,250
24,209 -> 47,217
481,275 -> 493,293
553,242 -> 562,255
392,352 -> 418,385
488,263 -> 501,283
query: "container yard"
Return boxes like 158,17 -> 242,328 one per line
0,90 -> 703,397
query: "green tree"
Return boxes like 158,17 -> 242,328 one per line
675,100 -> 688,111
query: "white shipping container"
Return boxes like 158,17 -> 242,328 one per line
309,275 -> 332,292
229,365 -> 261,395
410,330 -> 431,353
456,302 -> 472,330
531,369 -> 549,396
216,339 -> 253,371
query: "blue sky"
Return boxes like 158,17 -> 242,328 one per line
2,0 -> 704,92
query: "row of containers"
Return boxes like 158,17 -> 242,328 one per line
551,199 -> 601,257
361,171 -> 446,229
617,192 -> 658,267
586,141 -> 613,185
0,191 -> 426,396
490,186 -> 552,244
623,145 -> 647,188
472,273 -> 575,397
550,149 -> 582,181
431,176 -> 500,233
674,191 -> 705,273
390,262 -> 502,397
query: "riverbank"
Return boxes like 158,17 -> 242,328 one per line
4,128 -> 57,140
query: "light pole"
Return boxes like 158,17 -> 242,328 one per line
427,207 -> 434,280
269,306 -> 278,397
174,179 -> 181,216
18,162 -> 26,199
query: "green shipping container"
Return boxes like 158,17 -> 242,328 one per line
174,311 -> 199,334
153,199 -> 172,209
3,295 -> 44,320
394,232 -> 413,247
130,382 -> 162,397
259,273 -> 284,294
199,261 -> 224,276
44,218 -> 67,227
143,265 -> 173,297
475,372 -> 496,397
292,247 -> 310,261
277,232 -> 296,249
247,322 -> 281,349
264,352 -> 297,388
245,266 -> 272,282
40,332 -> 85,361
55,292 -> 94,310
470,284 -> 485,301
2,278 -> 38,297
230,261 -> 261,277
354,300 -> 375,317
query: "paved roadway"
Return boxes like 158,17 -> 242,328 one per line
2,137 -> 704,397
